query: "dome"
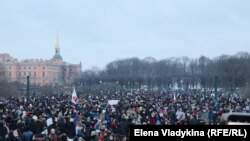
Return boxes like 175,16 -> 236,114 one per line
52,54 -> 63,60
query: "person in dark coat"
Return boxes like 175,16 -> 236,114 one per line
22,127 -> 33,141
29,119 -> 36,134
57,118 -> 67,134
67,118 -> 76,139
34,118 -> 44,135
0,121 -> 8,140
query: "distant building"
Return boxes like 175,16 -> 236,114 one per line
0,35 -> 82,85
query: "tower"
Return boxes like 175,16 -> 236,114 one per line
52,33 -> 63,60
55,33 -> 60,54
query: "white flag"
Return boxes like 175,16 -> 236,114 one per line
71,87 -> 77,104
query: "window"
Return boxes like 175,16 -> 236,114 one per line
43,66 -> 45,69
24,72 -> 26,76
34,72 -> 36,77
19,72 -> 21,76
29,67 -> 31,69
24,67 -> 26,69
9,67 -> 11,69
19,67 -> 21,69
34,67 -> 36,69
43,72 -> 45,77
29,72 -> 31,76
9,72 -> 11,76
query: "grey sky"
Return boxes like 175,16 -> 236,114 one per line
0,0 -> 250,70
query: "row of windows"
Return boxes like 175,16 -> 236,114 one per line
19,80 -> 47,84
7,72 -> 45,77
7,66 -> 46,69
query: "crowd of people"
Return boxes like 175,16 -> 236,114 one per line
0,88 -> 249,141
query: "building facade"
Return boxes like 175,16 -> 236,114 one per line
0,36 -> 82,85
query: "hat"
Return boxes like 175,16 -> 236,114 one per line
32,116 -> 38,121
91,131 -> 96,136
50,128 -> 55,134
70,118 -> 74,122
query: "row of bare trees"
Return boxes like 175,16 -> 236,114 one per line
80,52 -> 250,91
0,80 -> 19,97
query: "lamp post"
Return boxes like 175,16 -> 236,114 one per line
26,76 -> 30,99
214,76 -> 218,98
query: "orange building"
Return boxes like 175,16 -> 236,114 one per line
0,36 -> 82,85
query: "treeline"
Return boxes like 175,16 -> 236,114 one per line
0,80 -> 19,97
80,52 -> 250,91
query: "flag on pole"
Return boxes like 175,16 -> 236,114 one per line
71,87 -> 77,104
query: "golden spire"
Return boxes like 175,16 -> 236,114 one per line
55,32 -> 60,49
55,32 -> 60,54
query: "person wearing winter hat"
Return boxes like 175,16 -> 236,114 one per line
90,131 -> 97,141
67,118 -> 76,140
49,128 -> 57,141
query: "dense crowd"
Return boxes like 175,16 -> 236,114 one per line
0,89 -> 249,141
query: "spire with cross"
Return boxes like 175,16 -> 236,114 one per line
52,32 -> 63,60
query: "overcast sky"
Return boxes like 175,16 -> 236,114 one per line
0,0 -> 250,70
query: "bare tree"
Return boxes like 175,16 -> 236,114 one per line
80,52 -> 250,93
